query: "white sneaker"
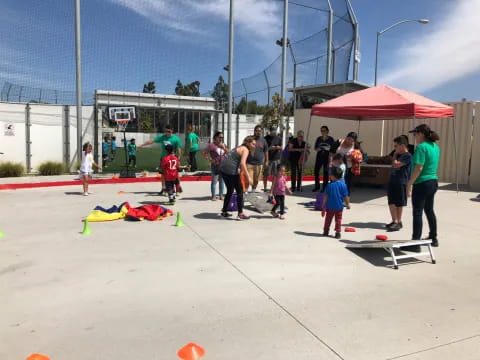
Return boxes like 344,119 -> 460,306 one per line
84,192 -> 89,196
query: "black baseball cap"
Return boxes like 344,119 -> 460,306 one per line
409,124 -> 427,134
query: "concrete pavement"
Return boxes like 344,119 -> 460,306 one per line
1,181 -> 479,359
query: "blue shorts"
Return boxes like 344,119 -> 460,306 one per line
388,183 -> 407,207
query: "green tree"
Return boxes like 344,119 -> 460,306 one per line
261,93 -> 293,133
143,81 -> 156,94
211,75 -> 229,110
175,80 -> 201,97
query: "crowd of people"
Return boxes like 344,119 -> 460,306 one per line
81,122 -> 440,248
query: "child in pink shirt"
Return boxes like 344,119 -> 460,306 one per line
270,164 -> 292,220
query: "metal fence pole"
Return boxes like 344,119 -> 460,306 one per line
263,71 -> 270,106
74,0 -> 83,164
25,104 -> 32,173
63,105 -> 71,168
326,0 -> 333,83
227,0 -> 234,148
235,113 -> 240,147
241,79 -> 248,115
345,0 -> 360,80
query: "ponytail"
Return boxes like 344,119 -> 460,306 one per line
427,130 -> 440,142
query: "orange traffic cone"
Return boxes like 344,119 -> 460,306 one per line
26,354 -> 51,360
177,343 -> 205,360
112,174 -> 119,180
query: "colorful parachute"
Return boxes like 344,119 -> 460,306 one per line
86,202 -> 173,222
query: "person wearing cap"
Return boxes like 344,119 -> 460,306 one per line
406,124 -> 441,249
313,125 -> 335,192
263,127 -> 282,191
331,131 -> 362,196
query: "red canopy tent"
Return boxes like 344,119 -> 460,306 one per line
307,84 -> 458,189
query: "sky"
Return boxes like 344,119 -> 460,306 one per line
0,0 -> 479,102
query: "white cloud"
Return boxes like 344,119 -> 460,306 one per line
381,0 -> 480,93
109,0 -> 281,44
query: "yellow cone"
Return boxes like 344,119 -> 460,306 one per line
175,212 -> 184,227
81,219 -> 92,235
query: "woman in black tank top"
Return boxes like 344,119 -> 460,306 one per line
219,136 -> 256,220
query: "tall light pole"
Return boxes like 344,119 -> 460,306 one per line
280,0 -> 289,144
374,19 -> 429,86
227,0 -> 234,149
374,18 -> 429,156
74,0 -> 83,165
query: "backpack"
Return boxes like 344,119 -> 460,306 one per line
227,193 -> 238,211
314,192 -> 325,211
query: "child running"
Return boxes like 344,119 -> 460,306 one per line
80,142 -> 101,196
161,143 -> 180,205
322,167 -> 350,239
331,153 -> 346,182
270,164 -> 292,220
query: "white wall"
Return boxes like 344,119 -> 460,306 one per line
0,103 -> 27,164
0,102 -> 97,172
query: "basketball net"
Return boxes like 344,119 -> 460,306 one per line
115,119 -> 129,132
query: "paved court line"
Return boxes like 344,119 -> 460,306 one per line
185,222 -> 346,360
385,333 -> 480,359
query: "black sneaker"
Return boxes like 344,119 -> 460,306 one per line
388,223 -> 402,232
220,212 -> 232,218
423,236 -> 439,247
323,230 -> 329,236
385,222 -> 395,228
335,232 -> 341,239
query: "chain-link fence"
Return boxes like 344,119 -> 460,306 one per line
0,0 -> 358,108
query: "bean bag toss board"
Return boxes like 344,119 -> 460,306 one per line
245,192 -> 273,213
345,239 -> 436,270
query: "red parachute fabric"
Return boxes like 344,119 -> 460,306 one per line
126,204 -> 173,221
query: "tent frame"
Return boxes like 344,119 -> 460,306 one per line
303,113 -> 459,193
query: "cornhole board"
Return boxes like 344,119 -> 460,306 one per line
245,192 -> 272,213
345,240 -> 436,270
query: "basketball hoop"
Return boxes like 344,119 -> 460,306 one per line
115,119 -> 130,132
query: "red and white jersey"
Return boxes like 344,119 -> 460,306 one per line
161,154 -> 179,181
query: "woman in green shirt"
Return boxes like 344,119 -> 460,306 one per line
186,124 -> 200,172
407,124 -> 440,248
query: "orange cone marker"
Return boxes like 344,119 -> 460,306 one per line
177,343 -> 205,360
26,354 -> 51,360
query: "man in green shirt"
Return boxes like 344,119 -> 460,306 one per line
185,124 -> 199,172
139,124 -> 183,193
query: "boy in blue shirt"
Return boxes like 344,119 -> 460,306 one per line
386,136 -> 412,232
322,166 -> 350,239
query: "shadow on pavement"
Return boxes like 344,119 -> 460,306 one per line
294,230 -> 323,237
290,185 -> 386,204
470,194 -> 480,202
64,192 -> 84,196
179,196 -> 212,201
438,183 -> 475,192
340,240 -> 427,269
344,221 -> 386,230
194,212 -> 223,220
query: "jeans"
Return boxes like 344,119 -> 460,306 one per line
221,174 -> 244,214
272,195 -> 285,215
314,153 -> 329,190
211,165 -> 225,198
412,179 -> 438,240
289,159 -> 303,190
189,151 -> 198,172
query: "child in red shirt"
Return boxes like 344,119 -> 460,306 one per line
161,143 -> 180,204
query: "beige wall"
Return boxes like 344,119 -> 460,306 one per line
295,102 -> 480,189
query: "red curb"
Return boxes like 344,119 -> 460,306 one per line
0,175 -> 316,191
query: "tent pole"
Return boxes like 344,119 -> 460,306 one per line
357,120 -> 360,137
301,113 -> 313,191
453,115 -> 459,193
380,120 -> 385,156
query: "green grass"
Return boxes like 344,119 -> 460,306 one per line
103,147 -> 210,173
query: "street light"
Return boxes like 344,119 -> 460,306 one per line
374,19 -> 429,86
374,19 -> 429,156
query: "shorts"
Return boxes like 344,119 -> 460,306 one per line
247,164 -> 263,185
263,160 -> 281,177
388,183 -> 407,207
